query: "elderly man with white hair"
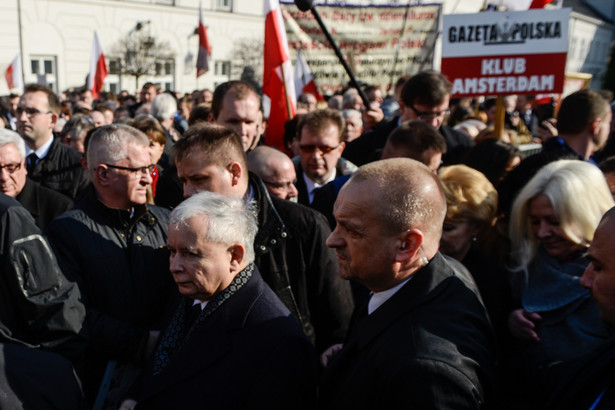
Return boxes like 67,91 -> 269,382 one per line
0,128 -> 72,230
122,191 -> 317,409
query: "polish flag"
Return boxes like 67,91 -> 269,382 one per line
486,0 -> 560,10
4,54 -> 23,91
294,50 -> 324,102
263,0 -> 296,151
196,1 -> 212,78
87,31 -> 108,100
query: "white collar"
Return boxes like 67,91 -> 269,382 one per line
25,134 -> 54,160
192,299 -> 208,310
368,276 -> 412,315
303,169 -> 337,204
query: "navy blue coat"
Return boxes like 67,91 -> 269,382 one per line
134,267 -> 318,409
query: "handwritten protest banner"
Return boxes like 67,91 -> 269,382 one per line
281,2 -> 441,95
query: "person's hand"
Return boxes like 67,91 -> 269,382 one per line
118,399 -> 137,410
320,343 -> 343,367
145,330 -> 160,358
536,118 -> 558,142
508,309 -> 542,342
362,106 -> 384,132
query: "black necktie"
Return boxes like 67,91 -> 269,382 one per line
26,153 -> 38,172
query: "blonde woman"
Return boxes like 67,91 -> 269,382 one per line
508,160 -> 615,370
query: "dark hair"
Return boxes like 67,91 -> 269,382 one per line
173,122 -> 246,170
464,138 -> 521,187
131,116 -> 167,145
599,156 -> 615,174
188,103 -> 211,126
24,84 -> 61,114
211,81 -> 261,119
297,108 -> 345,143
386,120 -> 447,156
401,70 -> 451,107
557,89 -> 610,135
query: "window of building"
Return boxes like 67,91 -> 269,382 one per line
217,0 -> 232,12
29,56 -> 58,93
155,58 -> 175,91
214,60 -> 231,77
106,58 -> 122,95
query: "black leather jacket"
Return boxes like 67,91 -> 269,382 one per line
249,173 -> 354,351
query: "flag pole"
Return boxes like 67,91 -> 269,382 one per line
16,0 -> 25,88
280,63 -> 293,120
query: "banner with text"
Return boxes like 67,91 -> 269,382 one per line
281,2 -> 441,95
442,8 -> 570,97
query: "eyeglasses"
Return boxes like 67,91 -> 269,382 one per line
105,163 -> 155,177
262,179 -> 297,190
409,105 -> 450,121
0,163 -> 22,173
299,144 -> 340,154
16,107 -> 53,117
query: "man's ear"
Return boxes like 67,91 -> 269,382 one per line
207,112 -> 216,122
396,229 -> 423,263
229,244 -> 245,269
590,117 -> 603,137
96,164 -> 111,186
228,162 -> 243,186
49,112 -> 59,128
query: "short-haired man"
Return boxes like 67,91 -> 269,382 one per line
174,123 -> 353,352
16,84 -> 89,199
295,109 -> 353,206
319,158 -> 496,409
47,124 -> 175,401
381,120 -> 447,172
499,89 -> 611,216
344,71 -> 473,166
210,80 -> 263,152
247,145 -> 299,201
543,207 -> 615,409
122,191 -> 317,409
0,129 -> 73,230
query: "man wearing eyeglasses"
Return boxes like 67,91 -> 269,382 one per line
47,124 -> 175,404
247,145 -> 299,201
295,109 -> 356,206
398,70 -> 474,165
16,84 -> 89,200
343,71 -> 474,167
0,129 -> 72,231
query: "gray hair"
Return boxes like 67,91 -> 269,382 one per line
342,88 -> 360,108
342,109 -> 362,125
150,93 -> 178,122
170,191 -> 258,263
0,129 -> 26,159
87,124 -> 149,174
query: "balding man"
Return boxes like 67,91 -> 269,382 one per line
543,207 -> 615,409
319,158 -> 496,409
247,146 -> 298,200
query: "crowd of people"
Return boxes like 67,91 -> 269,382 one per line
0,69 -> 615,409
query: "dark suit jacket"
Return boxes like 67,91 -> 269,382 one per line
343,116 -> 400,167
16,177 -> 73,231
319,252 -> 497,410
27,137 -> 89,200
543,336 -> 615,410
134,268 -> 318,409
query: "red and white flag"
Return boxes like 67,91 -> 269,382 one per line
263,0 -> 296,151
196,1 -> 212,78
88,31 -> 108,99
487,0 -> 561,10
4,54 -> 23,91
294,50 -> 324,102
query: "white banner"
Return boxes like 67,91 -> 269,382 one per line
281,2 -> 441,95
